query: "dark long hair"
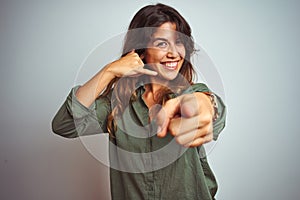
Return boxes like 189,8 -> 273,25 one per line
102,3 -> 196,136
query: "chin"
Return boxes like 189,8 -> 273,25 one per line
158,72 -> 180,81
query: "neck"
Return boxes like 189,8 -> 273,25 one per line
142,77 -> 169,108
147,76 -> 169,95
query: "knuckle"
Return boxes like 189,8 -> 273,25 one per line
201,114 -> 212,124
164,99 -> 174,107
168,125 -> 177,136
134,59 -> 140,65
205,134 -> 213,143
183,93 -> 193,100
203,125 -> 211,135
191,139 -> 202,147
193,129 -> 200,139
175,136 -> 185,145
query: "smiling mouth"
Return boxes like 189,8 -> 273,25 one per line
161,61 -> 178,70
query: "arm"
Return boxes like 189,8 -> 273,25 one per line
52,51 -> 157,138
156,83 -> 226,147
52,86 -> 107,138
76,50 -> 157,108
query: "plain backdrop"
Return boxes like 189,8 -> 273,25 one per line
1,0 -> 300,199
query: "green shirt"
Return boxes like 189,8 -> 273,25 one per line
52,82 -> 226,200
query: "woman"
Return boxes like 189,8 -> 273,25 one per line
52,3 -> 226,200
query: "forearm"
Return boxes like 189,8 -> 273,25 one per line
75,64 -> 115,108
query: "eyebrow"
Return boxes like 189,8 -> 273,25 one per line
152,37 -> 169,42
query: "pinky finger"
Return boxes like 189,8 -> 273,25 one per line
138,68 -> 158,76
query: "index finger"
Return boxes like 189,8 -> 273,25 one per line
156,97 -> 180,137
155,93 -> 201,137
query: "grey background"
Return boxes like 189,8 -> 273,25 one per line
1,0 -> 299,199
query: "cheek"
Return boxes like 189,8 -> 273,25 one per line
179,47 -> 186,58
145,50 -> 165,63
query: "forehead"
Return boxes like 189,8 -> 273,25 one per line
151,22 -> 178,39
158,22 -> 177,31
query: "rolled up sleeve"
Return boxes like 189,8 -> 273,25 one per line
52,86 -> 110,138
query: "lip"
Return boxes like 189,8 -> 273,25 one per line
161,61 -> 179,70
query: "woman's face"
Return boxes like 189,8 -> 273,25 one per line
144,22 -> 186,81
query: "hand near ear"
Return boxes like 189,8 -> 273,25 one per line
106,50 -> 157,78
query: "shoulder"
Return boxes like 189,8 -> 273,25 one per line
182,83 -> 210,94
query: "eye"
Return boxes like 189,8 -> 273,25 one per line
175,39 -> 184,46
156,41 -> 168,48
152,39 -> 169,49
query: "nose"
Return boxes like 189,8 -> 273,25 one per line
166,44 -> 179,58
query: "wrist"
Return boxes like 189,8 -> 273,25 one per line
104,63 -> 119,78
202,92 -> 219,122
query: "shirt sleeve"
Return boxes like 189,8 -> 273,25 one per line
51,86 -> 111,138
185,83 -> 226,141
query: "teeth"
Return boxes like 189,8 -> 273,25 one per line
165,62 -> 177,67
